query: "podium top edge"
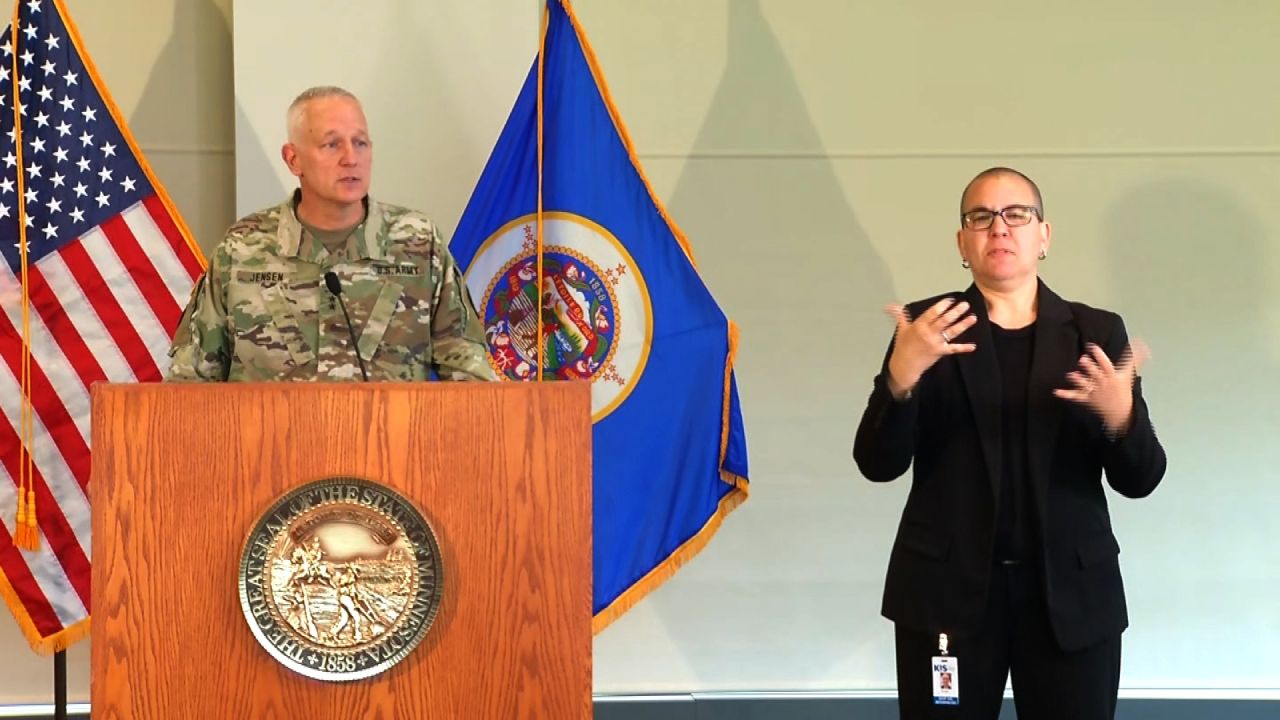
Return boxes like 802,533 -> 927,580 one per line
91,381 -> 591,400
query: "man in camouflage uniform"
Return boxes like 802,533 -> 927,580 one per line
167,86 -> 495,381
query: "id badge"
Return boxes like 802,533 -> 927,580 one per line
931,632 -> 958,705
931,655 -> 959,705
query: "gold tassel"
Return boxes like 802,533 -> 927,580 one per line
14,489 -> 38,550
13,491 -> 28,548
11,0 -> 36,554
21,488 -> 39,550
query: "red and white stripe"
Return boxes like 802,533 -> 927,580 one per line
0,195 -> 201,639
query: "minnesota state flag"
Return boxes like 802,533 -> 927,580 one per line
451,0 -> 749,631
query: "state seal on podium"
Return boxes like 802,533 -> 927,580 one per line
237,477 -> 444,681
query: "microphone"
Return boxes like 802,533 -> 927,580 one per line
323,271 -> 369,382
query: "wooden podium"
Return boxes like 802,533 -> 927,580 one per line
90,382 -> 592,719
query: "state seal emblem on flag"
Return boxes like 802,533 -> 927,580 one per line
465,212 -> 652,420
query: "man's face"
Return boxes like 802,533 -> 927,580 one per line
282,96 -> 372,214
955,173 -> 1051,289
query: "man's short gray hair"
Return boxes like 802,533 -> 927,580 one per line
286,86 -> 360,143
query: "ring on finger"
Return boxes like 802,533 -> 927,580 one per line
940,330 -> 951,343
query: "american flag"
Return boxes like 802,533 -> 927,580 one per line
0,0 -> 203,653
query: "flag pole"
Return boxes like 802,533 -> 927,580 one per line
54,650 -> 67,720
534,3 -> 549,381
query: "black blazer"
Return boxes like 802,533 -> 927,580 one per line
853,281 -> 1166,652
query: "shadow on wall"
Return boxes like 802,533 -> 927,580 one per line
623,0 -> 897,685
127,0 -> 236,255
233,99 -> 283,221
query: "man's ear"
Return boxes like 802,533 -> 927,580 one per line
282,143 -> 301,178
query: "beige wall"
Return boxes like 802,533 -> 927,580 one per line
3,0 -> 1279,707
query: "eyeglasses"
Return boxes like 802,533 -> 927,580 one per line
960,205 -> 1042,230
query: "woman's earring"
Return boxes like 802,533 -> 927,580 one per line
961,259 -> 971,269
1038,248 -> 1047,260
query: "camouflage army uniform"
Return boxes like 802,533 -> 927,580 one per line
166,192 -> 496,382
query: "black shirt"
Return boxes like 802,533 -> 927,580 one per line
992,323 -> 1037,563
